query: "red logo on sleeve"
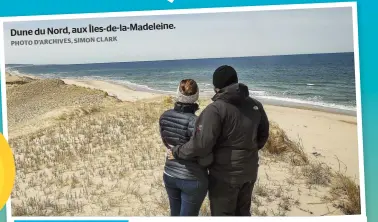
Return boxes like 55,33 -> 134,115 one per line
196,125 -> 203,132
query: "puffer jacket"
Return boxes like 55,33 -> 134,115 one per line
159,102 -> 211,181
171,83 -> 270,185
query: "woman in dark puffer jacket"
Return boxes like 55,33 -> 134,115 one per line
159,79 -> 212,216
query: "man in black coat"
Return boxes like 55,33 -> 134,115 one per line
170,65 -> 270,216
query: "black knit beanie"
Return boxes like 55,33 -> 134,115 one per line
213,65 -> 238,89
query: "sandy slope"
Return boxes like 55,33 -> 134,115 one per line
6,74 -> 361,217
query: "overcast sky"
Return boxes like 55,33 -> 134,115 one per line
3,7 -> 354,65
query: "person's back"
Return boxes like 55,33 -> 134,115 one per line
160,102 -> 208,181
209,83 -> 265,185
159,79 -> 210,216
171,66 -> 269,216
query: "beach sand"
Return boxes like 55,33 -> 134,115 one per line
264,105 -> 359,180
62,79 -> 163,102
6,72 -> 361,217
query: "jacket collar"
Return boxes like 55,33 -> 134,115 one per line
174,102 -> 199,113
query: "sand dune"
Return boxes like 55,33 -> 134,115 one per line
6,75 -> 361,217
6,75 -> 120,138
5,72 -> 34,85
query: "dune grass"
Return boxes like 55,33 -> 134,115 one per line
329,172 -> 361,215
8,91 -> 361,216
263,122 -> 309,166
262,118 -> 360,215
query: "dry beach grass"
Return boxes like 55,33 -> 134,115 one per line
6,73 -> 361,216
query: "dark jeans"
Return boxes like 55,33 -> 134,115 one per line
208,175 -> 255,216
163,173 -> 208,216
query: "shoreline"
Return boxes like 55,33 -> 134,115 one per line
64,78 -> 358,117
7,72 -> 357,117
261,101 -> 356,117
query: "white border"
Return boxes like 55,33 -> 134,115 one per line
352,3 -> 366,218
0,2 -> 366,222
0,2 -> 360,22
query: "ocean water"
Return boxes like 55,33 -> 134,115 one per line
6,52 -> 357,114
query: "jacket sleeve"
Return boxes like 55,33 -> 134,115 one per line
257,104 -> 270,150
171,104 -> 222,160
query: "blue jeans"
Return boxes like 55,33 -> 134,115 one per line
163,173 -> 208,216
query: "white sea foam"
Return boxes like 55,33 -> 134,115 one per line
257,95 -> 356,112
249,90 -> 266,96
113,80 -> 356,113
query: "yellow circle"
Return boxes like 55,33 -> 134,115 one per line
0,133 -> 15,211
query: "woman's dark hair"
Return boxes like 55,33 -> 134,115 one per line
179,79 -> 198,96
